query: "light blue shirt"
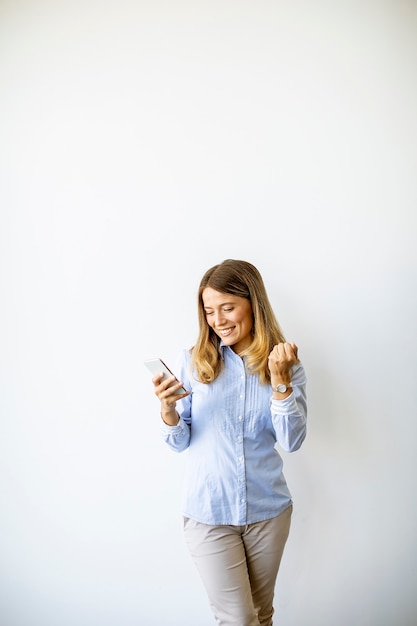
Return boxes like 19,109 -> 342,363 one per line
161,345 -> 307,525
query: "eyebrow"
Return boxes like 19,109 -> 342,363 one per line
204,301 -> 235,310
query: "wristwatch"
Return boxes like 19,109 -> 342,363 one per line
272,382 -> 292,393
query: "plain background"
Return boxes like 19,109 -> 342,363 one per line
1,1 -> 416,625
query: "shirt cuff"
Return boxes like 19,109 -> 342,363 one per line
160,415 -> 187,435
270,392 -> 298,415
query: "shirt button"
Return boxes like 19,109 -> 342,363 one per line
238,415 -> 242,420
240,498 -> 245,504
239,456 -> 244,462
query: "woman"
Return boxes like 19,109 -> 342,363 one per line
150,259 -> 307,626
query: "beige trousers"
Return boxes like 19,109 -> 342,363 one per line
183,506 -> 292,626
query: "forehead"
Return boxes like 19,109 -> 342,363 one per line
202,287 -> 248,308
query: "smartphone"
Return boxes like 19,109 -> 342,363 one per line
144,358 -> 189,395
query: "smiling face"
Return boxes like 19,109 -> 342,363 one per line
202,287 -> 254,354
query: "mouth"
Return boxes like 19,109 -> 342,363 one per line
219,327 -> 235,338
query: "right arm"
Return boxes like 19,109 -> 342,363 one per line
151,370 -> 192,452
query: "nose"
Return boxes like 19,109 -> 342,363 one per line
213,310 -> 226,327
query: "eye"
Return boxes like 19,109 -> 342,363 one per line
223,307 -> 233,312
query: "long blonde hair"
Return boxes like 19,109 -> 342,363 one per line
190,259 -> 285,385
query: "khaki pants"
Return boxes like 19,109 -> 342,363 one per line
183,506 -> 292,626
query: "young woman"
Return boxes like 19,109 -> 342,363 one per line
150,259 -> 307,626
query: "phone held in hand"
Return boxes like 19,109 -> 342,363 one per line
144,358 -> 189,395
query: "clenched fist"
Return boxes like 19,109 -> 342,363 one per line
268,342 -> 299,388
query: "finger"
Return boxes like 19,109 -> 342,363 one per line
161,378 -> 188,399
152,372 -> 165,386
272,344 -> 286,366
159,376 -> 178,395
277,343 -> 286,357
285,342 -> 298,360
281,343 -> 294,359
160,374 -> 176,387
281,342 -> 297,356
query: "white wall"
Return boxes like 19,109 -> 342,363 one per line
1,1 -> 416,625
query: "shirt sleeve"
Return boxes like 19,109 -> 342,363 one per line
160,412 -> 191,452
270,361 -> 307,452
160,350 -> 192,453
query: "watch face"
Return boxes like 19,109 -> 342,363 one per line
277,384 -> 287,393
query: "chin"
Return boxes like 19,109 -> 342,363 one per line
218,337 -> 234,347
